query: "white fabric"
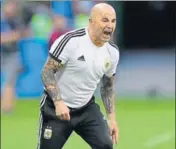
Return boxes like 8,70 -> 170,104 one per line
49,28 -> 120,108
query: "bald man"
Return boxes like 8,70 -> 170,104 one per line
37,3 -> 120,149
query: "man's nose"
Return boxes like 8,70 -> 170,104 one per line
106,25 -> 113,30
106,23 -> 113,29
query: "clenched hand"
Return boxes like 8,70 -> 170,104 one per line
54,100 -> 70,121
108,120 -> 119,144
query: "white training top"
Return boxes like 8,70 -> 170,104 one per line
49,28 -> 120,108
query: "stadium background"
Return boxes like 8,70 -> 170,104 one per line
1,1 -> 175,149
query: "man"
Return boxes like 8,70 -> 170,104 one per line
37,3 -> 120,149
48,14 -> 69,49
1,1 -> 29,113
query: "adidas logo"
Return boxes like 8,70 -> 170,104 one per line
77,55 -> 85,61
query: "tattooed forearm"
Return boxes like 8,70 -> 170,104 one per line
41,56 -> 62,102
100,75 -> 115,114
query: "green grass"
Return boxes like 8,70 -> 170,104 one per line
1,98 -> 175,149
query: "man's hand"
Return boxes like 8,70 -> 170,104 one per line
108,120 -> 119,145
54,100 -> 70,121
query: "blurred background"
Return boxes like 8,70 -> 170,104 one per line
1,1 -> 175,149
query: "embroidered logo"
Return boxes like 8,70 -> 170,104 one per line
44,127 -> 52,139
77,55 -> 85,61
104,58 -> 110,70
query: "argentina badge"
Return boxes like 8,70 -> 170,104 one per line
104,58 -> 111,71
44,127 -> 52,139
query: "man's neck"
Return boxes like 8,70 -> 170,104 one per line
87,27 -> 104,47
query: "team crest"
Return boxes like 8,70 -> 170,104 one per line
44,128 -> 52,139
104,58 -> 110,70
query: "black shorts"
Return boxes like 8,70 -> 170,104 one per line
36,91 -> 113,149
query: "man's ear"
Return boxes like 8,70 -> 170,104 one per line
89,17 -> 92,23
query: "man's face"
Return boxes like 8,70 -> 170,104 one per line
3,2 -> 17,18
93,10 -> 116,42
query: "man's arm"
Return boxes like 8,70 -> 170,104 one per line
100,75 -> 118,144
1,31 -> 21,44
100,75 -> 115,120
41,55 -> 71,120
41,56 -> 63,102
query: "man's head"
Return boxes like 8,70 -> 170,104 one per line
3,1 -> 18,18
88,3 -> 116,45
53,15 -> 67,30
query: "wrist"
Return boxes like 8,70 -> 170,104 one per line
107,112 -> 116,121
53,98 -> 62,106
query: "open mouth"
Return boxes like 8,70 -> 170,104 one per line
103,31 -> 112,36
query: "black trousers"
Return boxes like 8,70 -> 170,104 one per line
36,91 -> 113,149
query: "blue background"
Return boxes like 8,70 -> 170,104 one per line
1,38 -> 48,98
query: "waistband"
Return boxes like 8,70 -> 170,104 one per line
68,96 -> 95,112
44,90 -> 95,113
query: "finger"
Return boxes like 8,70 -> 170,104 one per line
115,132 -> 118,144
109,128 -> 112,136
113,131 -> 118,144
61,113 -> 68,120
65,113 -> 70,121
58,114 -> 64,120
109,130 -> 113,142
111,131 -> 117,144
56,113 -> 62,119
112,133 -> 116,145
61,113 -> 70,121
114,133 -> 117,144
59,113 -> 68,120
67,113 -> 70,121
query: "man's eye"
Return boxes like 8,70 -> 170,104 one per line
112,19 -> 116,23
102,18 -> 109,22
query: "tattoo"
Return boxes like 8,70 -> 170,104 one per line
41,56 -> 63,102
100,75 -> 115,114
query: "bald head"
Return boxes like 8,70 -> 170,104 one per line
88,3 -> 116,46
90,3 -> 116,21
